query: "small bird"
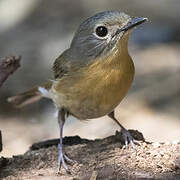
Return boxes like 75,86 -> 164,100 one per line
8,11 -> 147,172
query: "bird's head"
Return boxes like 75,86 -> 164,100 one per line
70,11 -> 147,61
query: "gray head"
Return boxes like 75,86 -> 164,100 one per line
69,11 -> 147,61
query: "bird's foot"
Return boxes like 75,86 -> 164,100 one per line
121,128 -> 136,149
57,144 -> 73,173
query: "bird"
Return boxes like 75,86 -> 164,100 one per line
8,11 -> 147,172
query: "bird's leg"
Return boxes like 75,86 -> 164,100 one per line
57,109 -> 73,173
108,111 -> 135,149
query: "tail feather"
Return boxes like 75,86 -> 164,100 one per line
7,82 -> 52,108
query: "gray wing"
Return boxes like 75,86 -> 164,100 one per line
52,49 -> 88,80
52,50 -> 71,79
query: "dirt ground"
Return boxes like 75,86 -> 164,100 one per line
0,130 -> 179,180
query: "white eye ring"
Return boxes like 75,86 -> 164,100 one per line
93,25 -> 109,39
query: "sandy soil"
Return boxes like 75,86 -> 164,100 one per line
0,130 -> 179,180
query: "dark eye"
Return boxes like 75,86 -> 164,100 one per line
95,26 -> 108,37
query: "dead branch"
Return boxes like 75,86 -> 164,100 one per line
0,56 -> 21,88
0,55 -> 21,153
0,130 -> 2,152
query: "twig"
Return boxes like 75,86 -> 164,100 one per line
0,56 -> 21,88
0,131 -> 2,152
90,171 -> 98,180
0,55 -> 21,153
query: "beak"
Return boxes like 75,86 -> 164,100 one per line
122,17 -> 148,31
115,17 -> 148,35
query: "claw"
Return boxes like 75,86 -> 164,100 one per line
121,128 -> 136,150
64,154 -> 74,163
57,144 -> 73,173
108,111 -> 137,150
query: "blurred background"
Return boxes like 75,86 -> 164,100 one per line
0,0 -> 180,157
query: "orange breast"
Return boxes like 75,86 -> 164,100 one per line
51,34 -> 135,119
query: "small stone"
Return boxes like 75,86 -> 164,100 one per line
172,140 -> 180,145
164,154 -> 170,159
145,151 -> 151,155
37,162 -> 44,169
142,142 -> 147,148
38,173 -> 44,176
159,151 -> 165,156
152,142 -> 160,148
34,152 -> 40,156
164,141 -> 171,145
157,164 -> 162,168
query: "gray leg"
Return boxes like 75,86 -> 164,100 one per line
108,111 -> 135,149
57,109 -> 73,173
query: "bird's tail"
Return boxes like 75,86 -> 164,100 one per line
7,81 -> 52,108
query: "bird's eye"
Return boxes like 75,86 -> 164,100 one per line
95,26 -> 108,38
